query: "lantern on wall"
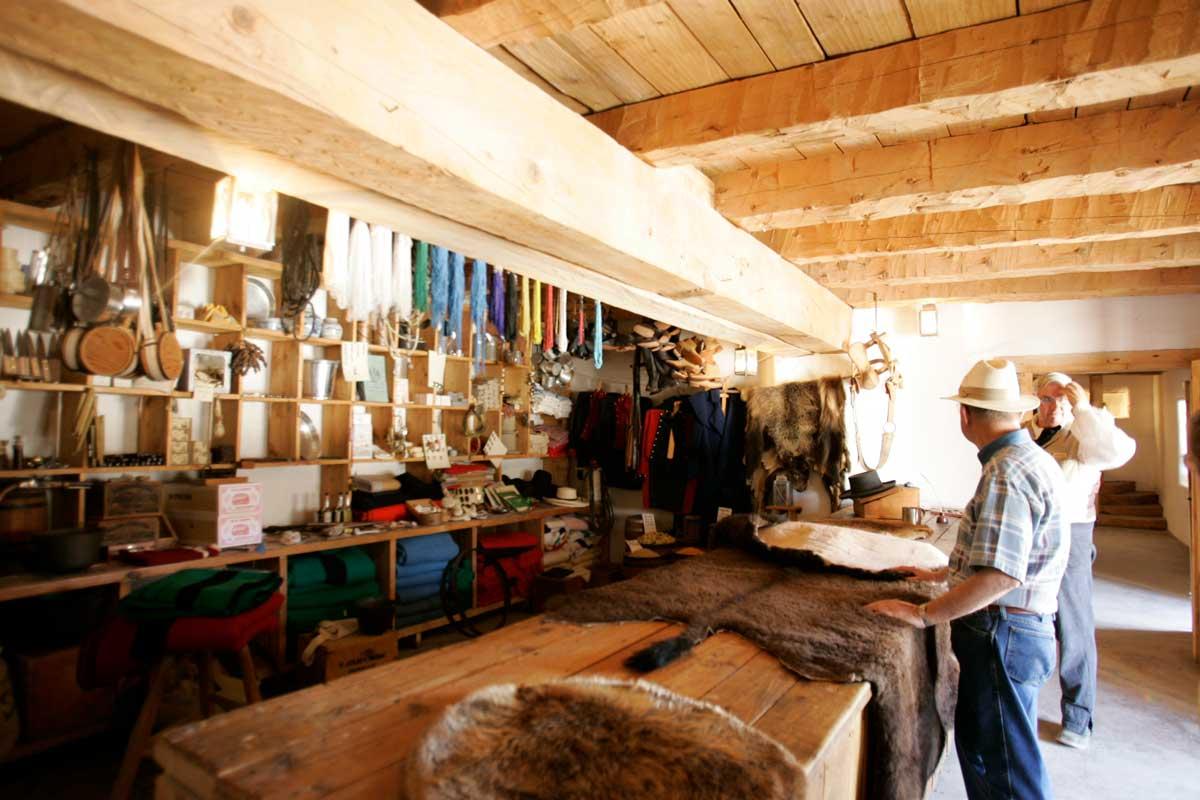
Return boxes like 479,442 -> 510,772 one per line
210,175 -> 279,251
919,303 -> 939,337
734,346 -> 758,376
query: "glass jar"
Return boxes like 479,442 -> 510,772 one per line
320,318 -> 343,340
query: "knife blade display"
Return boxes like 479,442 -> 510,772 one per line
1,329 -> 17,378
16,330 -> 32,379
34,332 -> 52,382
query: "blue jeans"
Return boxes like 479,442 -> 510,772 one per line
1054,522 -> 1097,734
952,607 -> 1056,800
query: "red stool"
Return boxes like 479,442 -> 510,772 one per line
112,593 -> 283,800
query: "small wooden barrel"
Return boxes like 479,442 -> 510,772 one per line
0,489 -> 48,545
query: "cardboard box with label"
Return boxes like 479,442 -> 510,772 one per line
164,481 -> 264,549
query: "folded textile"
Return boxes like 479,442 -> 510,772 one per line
396,560 -> 449,579
398,533 -> 459,566
543,548 -> 572,568
167,593 -> 284,652
351,488 -> 409,511
119,569 -> 282,622
289,580 -> 381,610
288,548 -> 376,591
396,579 -> 442,605
479,530 -> 539,551
396,564 -> 449,589
119,547 -> 215,567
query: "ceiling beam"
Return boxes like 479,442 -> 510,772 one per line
0,0 -> 850,353
1007,349 -> 1200,375
0,48 -> 795,352
758,185 -> 1200,264
716,101 -> 1200,229
590,0 -> 1200,171
836,266 -> 1200,306
804,234 -> 1200,288
417,0 -> 658,50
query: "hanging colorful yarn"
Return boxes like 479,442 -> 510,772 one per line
543,283 -> 554,353
346,219 -> 372,322
531,279 -> 541,343
471,258 -> 487,370
448,251 -> 466,350
393,234 -> 413,319
413,241 -> 430,314
593,298 -> 603,369
323,210 -> 350,308
490,266 -> 505,337
429,245 -> 448,334
556,286 -> 567,353
506,272 -> 519,342
519,275 -> 530,339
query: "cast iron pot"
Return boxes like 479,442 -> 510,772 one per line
355,597 -> 396,636
32,528 -> 103,573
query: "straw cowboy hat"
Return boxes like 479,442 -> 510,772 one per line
944,359 -> 1039,413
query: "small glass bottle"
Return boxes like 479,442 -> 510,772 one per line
341,492 -> 352,523
0,440 -> 9,471
318,493 -> 332,524
11,436 -> 24,471
333,493 -> 345,523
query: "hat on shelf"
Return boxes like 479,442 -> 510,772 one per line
544,486 -> 589,508
843,469 -> 896,500
943,359 -> 1039,414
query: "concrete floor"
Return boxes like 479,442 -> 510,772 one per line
930,526 -> 1200,799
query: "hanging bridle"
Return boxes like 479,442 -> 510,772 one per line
846,331 -> 903,470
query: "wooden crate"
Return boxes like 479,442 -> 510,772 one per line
85,478 -> 163,520
853,485 -> 920,521
13,645 -> 115,742
301,631 -> 400,682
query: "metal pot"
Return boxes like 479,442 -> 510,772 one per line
32,528 -> 102,573
303,358 -> 340,399
71,275 -> 141,324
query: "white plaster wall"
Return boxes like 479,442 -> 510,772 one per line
1159,368 -> 1193,546
1101,373 -> 1160,490
775,295 -> 1200,518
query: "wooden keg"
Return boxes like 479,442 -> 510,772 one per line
0,489 -> 49,545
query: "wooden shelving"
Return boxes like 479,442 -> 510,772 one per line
0,463 -> 236,479
174,317 -> 241,334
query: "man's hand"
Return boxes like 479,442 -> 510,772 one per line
1063,381 -> 1088,409
863,599 -> 925,628
893,565 -> 947,582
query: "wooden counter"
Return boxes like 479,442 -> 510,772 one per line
153,618 -> 870,800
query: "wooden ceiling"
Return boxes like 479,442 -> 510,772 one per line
428,0 -> 1200,308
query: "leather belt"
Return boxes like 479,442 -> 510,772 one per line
986,604 -> 1038,615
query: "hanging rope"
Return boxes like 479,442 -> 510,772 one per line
279,199 -> 320,319
557,286 -> 567,354
593,298 -> 603,369
543,282 -> 554,353
413,241 -> 429,314
490,266 -> 505,337
392,233 -> 412,319
471,258 -> 487,370
519,275 -> 530,339
506,271 -> 519,342
449,251 -> 465,349
430,244 -> 448,334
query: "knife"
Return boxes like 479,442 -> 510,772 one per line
1,329 -> 16,379
34,333 -> 52,383
16,330 -> 32,380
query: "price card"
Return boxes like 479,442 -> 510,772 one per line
626,539 -> 644,553
427,351 -> 447,389
341,341 -> 370,381
193,383 -> 215,404
641,512 -> 656,534
716,507 -> 732,522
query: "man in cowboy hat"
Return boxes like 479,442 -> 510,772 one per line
866,359 -> 1069,800
1028,372 -> 1134,749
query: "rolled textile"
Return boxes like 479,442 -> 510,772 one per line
396,564 -> 449,588
323,210 -> 350,307
543,282 -> 553,353
413,241 -> 430,313
531,279 -> 541,343
371,224 -> 394,317
393,233 -> 413,318
119,569 -> 282,622
449,251 -> 465,346
289,580 -> 381,610
398,533 -> 459,566
347,219 -> 373,322
396,579 -> 443,605
289,548 -> 376,591
557,286 -> 567,353
430,245 -> 449,333
471,258 -> 487,371
490,266 -> 505,337
506,272 -> 519,341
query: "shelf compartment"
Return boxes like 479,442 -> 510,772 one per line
174,318 -> 242,334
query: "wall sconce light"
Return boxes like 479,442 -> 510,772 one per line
919,303 -> 939,337
734,346 -> 758,376
210,175 -> 279,251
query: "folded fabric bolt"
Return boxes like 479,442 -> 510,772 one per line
289,580 -> 381,610
119,568 -> 282,622
395,560 -> 449,579
398,533 -> 459,566
396,579 -> 443,604
288,548 -> 376,591
166,593 -> 284,653
479,530 -> 539,551
396,566 -> 449,589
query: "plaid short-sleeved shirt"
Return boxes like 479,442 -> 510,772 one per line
949,428 -> 1070,614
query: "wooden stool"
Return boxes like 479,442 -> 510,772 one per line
111,593 -> 283,800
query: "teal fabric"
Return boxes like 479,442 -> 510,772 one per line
288,580 -> 380,610
288,548 -> 376,591
119,568 -> 281,622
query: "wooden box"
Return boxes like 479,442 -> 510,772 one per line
13,645 -> 115,742
97,515 -> 160,551
86,478 -> 163,520
303,631 -> 400,682
165,482 -> 263,549
853,485 -> 920,521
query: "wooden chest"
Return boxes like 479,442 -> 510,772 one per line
86,478 -> 163,520
853,485 -> 920,521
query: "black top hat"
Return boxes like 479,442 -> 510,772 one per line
843,470 -> 896,499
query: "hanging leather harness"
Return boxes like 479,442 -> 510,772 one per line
847,331 -> 902,471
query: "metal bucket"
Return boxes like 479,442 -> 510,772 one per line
303,359 -> 339,399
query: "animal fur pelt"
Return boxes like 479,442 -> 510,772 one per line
551,542 -> 958,800
406,677 -> 801,800
745,378 -> 849,508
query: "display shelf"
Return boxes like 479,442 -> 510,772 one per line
0,380 -> 188,398
0,293 -> 33,310
169,239 -> 282,279
0,463 -> 238,479
239,395 -> 297,404
174,317 -> 241,334
243,327 -> 288,341
238,458 -> 349,469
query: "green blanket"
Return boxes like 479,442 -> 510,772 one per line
288,580 -> 381,610
120,568 -> 282,622
288,548 -> 377,591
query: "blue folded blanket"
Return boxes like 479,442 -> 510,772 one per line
396,566 -> 448,589
395,579 -> 442,604
395,560 -> 447,580
398,533 -> 459,566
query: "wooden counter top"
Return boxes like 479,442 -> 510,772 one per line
154,618 -> 870,800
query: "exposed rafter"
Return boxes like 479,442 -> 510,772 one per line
1007,349 -> 1200,375
0,0 -> 851,353
590,0 -> 1200,170
418,0 -> 658,50
716,101 -> 1200,230
836,266 -> 1200,306
757,186 -> 1200,264
803,234 -> 1200,288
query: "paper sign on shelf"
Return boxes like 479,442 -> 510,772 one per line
625,539 -> 644,553
193,383 -> 215,404
422,433 -> 451,469
484,431 -> 507,468
428,351 -> 447,389
716,507 -> 732,522
341,341 -> 370,381
641,512 -> 656,535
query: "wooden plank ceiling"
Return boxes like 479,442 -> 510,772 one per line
428,0 -> 1200,307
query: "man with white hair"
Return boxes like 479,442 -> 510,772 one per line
867,359 -> 1069,800
1028,372 -> 1135,750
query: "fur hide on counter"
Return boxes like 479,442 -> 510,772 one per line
550,540 -> 958,800
407,677 -> 801,800
746,379 -> 849,509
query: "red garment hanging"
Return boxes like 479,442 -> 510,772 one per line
543,283 -> 554,352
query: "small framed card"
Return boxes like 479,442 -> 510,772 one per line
357,354 -> 389,402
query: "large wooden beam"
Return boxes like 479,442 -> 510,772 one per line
758,186 -> 1200,264
591,0 -> 1200,170
0,0 -> 849,352
1007,349 -> 1200,375
717,101 -> 1200,230
417,1 -> 657,50
837,266 -> 1200,306
805,234 -> 1200,288
0,47 -> 794,353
